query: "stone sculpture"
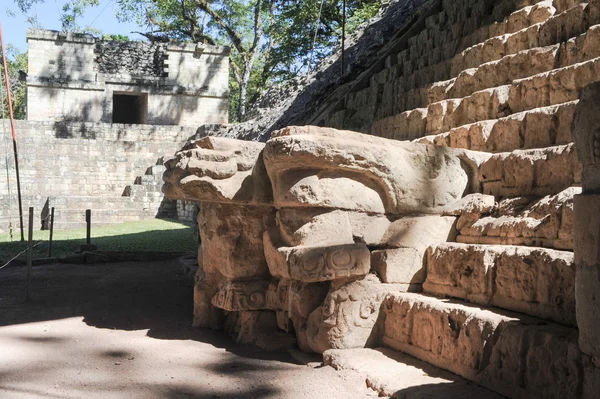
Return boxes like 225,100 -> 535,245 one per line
163,126 -> 477,352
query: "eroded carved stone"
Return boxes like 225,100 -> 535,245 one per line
423,243 -> 576,325
371,248 -> 426,285
163,136 -> 272,204
161,126 -> 474,359
264,229 -> 371,282
192,267 -> 224,330
211,280 -> 271,311
381,293 -> 582,399
301,274 -> 413,353
223,310 -> 297,351
200,202 -> 275,279
573,81 -> 600,192
263,126 -> 472,214
276,208 -> 391,247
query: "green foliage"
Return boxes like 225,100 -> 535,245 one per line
268,0 -> 382,81
102,33 -> 130,41
0,219 -> 196,261
0,45 -> 27,120
60,0 -> 100,32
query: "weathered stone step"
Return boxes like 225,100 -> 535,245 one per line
456,187 -> 579,250
433,22 -> 600,104
416,100 -> 577,152
397,0 -> 558,79
455,1 -> 595,76
478,144 -> 581,198
373,1 -> 596,120
380,292 -> 582,399
373,56 -> 600,140
424,243 -> 575,325
323,348 -> 504,398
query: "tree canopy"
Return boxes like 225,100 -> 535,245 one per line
0,45 -> 27,120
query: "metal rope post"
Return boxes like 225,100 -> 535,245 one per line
26,207 -> 33,302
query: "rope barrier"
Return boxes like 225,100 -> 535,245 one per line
0,240 -> 44,270
0,212 -> 53,270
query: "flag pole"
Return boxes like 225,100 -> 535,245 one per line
0,21 -> 25,241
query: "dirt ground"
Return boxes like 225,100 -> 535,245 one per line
0,260 -> 376,399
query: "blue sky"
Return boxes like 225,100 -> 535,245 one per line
2,0 -> 145,54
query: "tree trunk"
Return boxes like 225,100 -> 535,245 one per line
238,52 -> 257,121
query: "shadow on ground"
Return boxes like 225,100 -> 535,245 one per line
0,219 -> 196,262
0,259 -> 295,364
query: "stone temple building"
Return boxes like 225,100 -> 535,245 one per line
0,30 -> 229,232
159,0 -> 600,398
26,29 -> 229,126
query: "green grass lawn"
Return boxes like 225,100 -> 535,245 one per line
0,219 -> 197,263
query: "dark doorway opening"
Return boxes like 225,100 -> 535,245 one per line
112,93 -> 148,124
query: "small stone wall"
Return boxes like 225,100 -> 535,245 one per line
0,119 -> 198,232
94,40 -> 166,77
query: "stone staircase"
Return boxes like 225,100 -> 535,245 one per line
53,160 -> 178,230
311,0 -> 597,397
0,160 -> 178,232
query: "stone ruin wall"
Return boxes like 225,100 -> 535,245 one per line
161,0 -> 600,398
25,29 -> 229,126
94,40 -> 167,77
0,120 -> 200,233
0,30 -> 233,233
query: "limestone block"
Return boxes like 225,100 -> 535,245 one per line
288,280 -> 329,321
192,268 -> 224,330
583,356 -> 600,399
424,243 -> 576,325
574,195 -> 600,357
573,80 -> 600,193
538,3 -> 587,47
420,100 -> 577,153
381,293 -> 582,399
480,144 -> 580,198
163,136 -> 272,205
574,194 -> 600,268
200,202 -> 275,279
211,280 -> 271,311
510,57 -> 600,115
450,45 -> 559,100
302,274 -> 409,353
264,126 -> 470,215
576,261 -> 600,357
443,193 -> 496,223
265,278 -> 290,311
371,248 -> 425,284
378,215 -> 457,250
276,208 -> 391,247
223,311 -> 296,351
263,229 -> 371,282
276,209 -> 353,247
459,187 -> 579,249
560,25 -> 600,68
323,347 -> 505,399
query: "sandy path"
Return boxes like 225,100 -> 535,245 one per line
0,260 -> 375,399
